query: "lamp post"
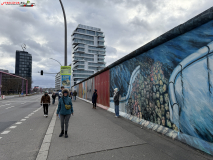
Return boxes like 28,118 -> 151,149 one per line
59,0 -> 67,66
50,58 -> 62,66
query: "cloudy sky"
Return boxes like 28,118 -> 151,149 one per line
0,0 -> 211,88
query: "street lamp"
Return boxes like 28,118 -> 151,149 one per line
59,0 -> 67,66
50,58 -> 62,66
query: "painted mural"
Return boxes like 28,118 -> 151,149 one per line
86,78 -> 95,101
110,20 -> 213,143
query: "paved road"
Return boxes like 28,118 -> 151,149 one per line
48,98 -> 213,160
0,94 -> 57,160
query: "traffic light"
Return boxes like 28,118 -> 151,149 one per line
41,70 -> 43,75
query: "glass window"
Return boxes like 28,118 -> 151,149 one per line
98,42 -> 104,45
88,50 -> 98,54
76,28 -> 85,33
73,70 -> 94,74
98,37 -> 104,41
86,30 -> 95,35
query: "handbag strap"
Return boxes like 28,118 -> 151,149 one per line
62,97 -> 67,105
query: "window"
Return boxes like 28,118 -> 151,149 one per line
98,42 -> 104,45
88,63 -> 105,67
73,39 -> 94,45
88,50 -> 98,54
98,37 -> 104,41
74,53 -> 94,58
74,34 -> 94,40
99,51 -> 105,54
98,55 -> 105,58
86,30 -> 95,35
97,32 -> 103,36
76,28 -> 85,33
73,74 -> 90,78
73,70 -> 94,74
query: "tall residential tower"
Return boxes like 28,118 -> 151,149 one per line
71,24 -> 106,85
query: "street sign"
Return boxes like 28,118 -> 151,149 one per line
60,66 -> 71,89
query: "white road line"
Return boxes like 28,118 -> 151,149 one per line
9,126 -> 17,129
25,117 -> 29,118
1,131 -> 10,134
0,137 -> 2,139
5,104 -> 10,105
15,122 -> 22,124
20,119 -> 26,121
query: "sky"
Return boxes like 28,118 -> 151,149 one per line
0,0 -> 212,88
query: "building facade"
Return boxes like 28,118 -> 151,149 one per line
15,50 -> 32,93
55,72 -> 61,90
71,24 -> 106,85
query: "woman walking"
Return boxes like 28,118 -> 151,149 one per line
92,89 -> 98,109
57,89 -> 73,138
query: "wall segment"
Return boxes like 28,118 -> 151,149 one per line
72,7 -> 213,155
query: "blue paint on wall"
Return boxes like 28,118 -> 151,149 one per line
110,20 -> 213,143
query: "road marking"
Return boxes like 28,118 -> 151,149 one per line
20,119 -> 26,121
15,122 -> 22,124
0,137 -> 2,139
36,106 -> 57,160
25,117 -> 29,118
6,106 -> 14,109
5,104 -> 10,105
9,126 -> 17,129
1,131 -> 10,134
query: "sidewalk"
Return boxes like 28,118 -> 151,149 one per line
47,98 -> 213,160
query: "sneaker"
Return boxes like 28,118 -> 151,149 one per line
115,116 -> 118,118
44,115 -> 46,116
46,115 -> 48,117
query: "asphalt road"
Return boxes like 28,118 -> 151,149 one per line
0,94 -> 57,160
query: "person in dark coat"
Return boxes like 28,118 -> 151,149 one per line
92,89 -> 98,109
73,90 -> 77,101
113,88 -> 119,117
57,88 -> 73,138
52,92 -> 56,104
41,91 -> 51,117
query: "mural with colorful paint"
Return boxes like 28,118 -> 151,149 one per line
110,20 -> 213,142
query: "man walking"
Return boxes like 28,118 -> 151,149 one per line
73,90 -> 77,101
41,91 -> 50,117
113,88 -> 120,118
92,89 -> 98,109
52,92 -> 56,104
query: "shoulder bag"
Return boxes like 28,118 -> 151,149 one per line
62,98 -> 71,110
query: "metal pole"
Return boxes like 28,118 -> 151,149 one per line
0,73 -> 2,97
26,80 -> 28,95
22,79 -> 24,94
59,0 -> 67,66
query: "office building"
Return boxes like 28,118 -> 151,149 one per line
71,24 -> 106,85
15,50 -> 32,93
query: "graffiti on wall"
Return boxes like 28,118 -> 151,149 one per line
110,20 -> 213,142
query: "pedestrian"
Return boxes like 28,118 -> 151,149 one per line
70,91 -> 73,99
92,89 -> 98,109
113,88 -> 120,118
41,91 -> 50,117
57,89 -> 73,138
58,86 -> 65,118
73,90 -> 77,101
58,86 -> 65,101
52,92 -> 56,104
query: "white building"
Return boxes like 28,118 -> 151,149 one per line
71,24 -> 106,86
55,72 -> 60,90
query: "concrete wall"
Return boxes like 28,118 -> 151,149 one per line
72,7 -> 213,155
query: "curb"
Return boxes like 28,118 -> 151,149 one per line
76,97 -> 213,156
36,106 -> 58,160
